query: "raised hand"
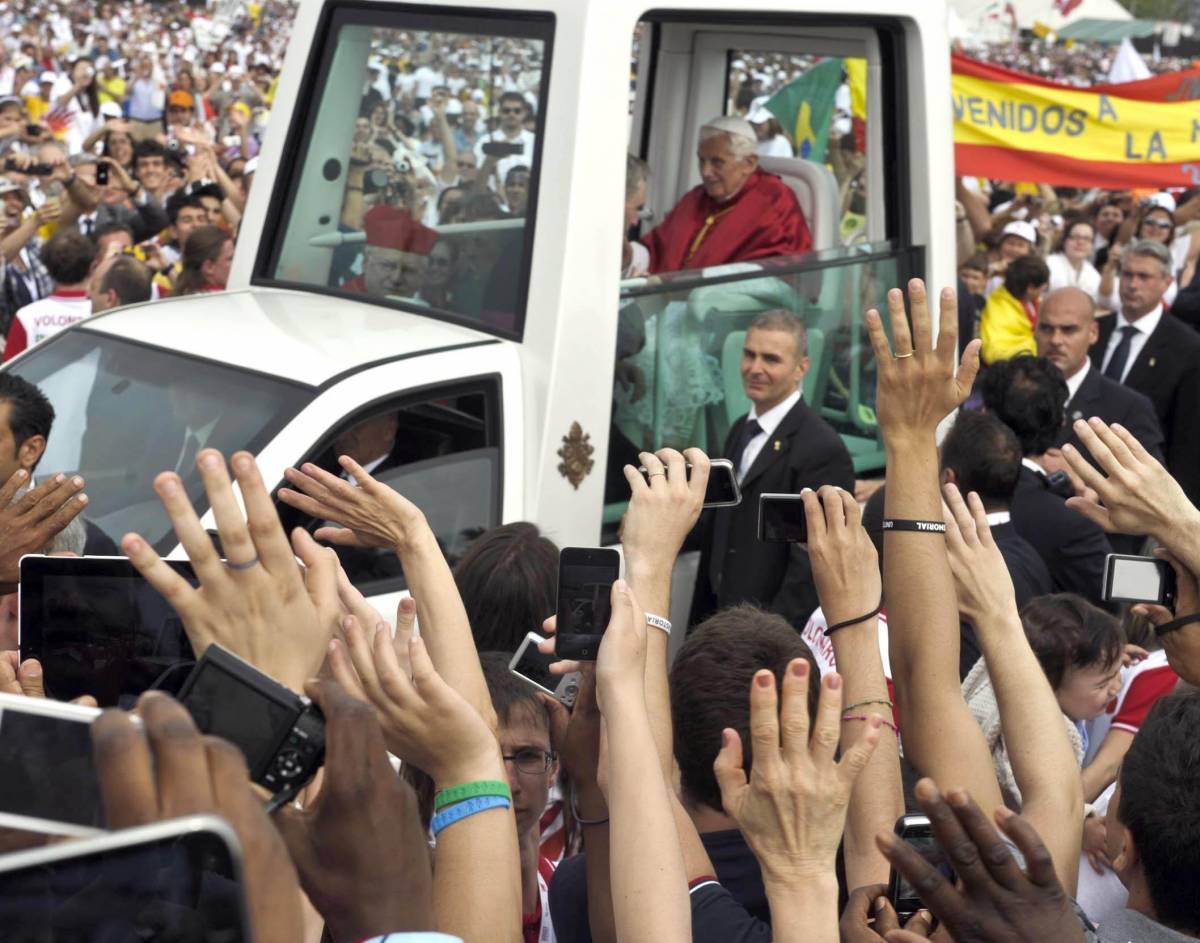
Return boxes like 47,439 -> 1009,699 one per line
278,457 -> 427,553
715,662 -> 880,882
942,484 -> 1019,627
594,580 -> 648,716
0,470 -> 88,592
1063,419 -> 1200,574
620,448 -> 708,577
802,485 -> 880,627
865,280 -> 981,444
876,779 -> 1084,943
91,693 -> 304,943
1131,548 -> 1200,686
121,450 -> 341,692
275,679 -> 433,939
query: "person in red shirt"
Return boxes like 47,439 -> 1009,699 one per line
342,204 -> 438,300
637,115 -> 811,274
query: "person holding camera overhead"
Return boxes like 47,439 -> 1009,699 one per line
473,91 -> 535,195
691,310 -> 853,630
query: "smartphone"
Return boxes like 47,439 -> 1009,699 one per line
887,814 -> 953,921
0,815 -> 251,940
19,555 -> 200,708
758,493 -> 808,543
1102,554 -> 1177,608
553,548 -> 620,661
24,123 -> 41,136
509,632 -> 581,707
637,458 -> 741,508
96,162 -> 109,185
0,691 -> 109,836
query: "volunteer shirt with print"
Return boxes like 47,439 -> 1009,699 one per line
1084,649 -> 1178,766
2,291 -> 91,362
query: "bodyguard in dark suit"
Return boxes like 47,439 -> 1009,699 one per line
981,357 -> 1113,609
1035,287 -> 1164,467
1087,240 -> 1200,504
692,312 -> 854,629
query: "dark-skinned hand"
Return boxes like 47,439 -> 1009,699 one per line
876,779 -> 1085,943
91,692 -> 304,943
275,679 -> 434,940
0,469 -> 88,592
840,884 -> 932,942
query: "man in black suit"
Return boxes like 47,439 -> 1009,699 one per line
981,356 -> 1113,609
1035,287 -> 1164,465
691,311 -> 854,629
1088,239 -> 1200,504
938,409 -> 1053,675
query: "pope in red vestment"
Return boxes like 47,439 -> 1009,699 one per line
639,117 -> 812,274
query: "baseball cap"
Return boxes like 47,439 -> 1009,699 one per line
38,71 -> 56,84
1147,191 -> 1177,213
746,103 -> 773,124
0,176 -> 28,200
1001,220 -> 1037,244
99,100 -> 123,119
168,89 -> 194,108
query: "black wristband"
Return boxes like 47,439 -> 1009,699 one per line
882,519 -> 946,534
824,601 -> 883,637
1153,612 -> 1200,638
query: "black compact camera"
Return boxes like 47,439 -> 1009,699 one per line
178,645 -> 325,801
361,167 -> 390,195
96,163 -> 109,186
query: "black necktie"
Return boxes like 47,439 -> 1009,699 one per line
1104,325 -> 1139,383
729,418 -> 763,476
82,217 -> 94,236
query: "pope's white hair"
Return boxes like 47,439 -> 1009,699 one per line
698,116 -> 757,160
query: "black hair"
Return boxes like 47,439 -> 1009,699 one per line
979,356 -> 1067,456
165,189 -> 207,226
1118,692 -> 1200,934
1051,213 -> 1095,255
960,251 -> 989,274
498,91 -> 528,112
40,227 -> 96,285
453,521 -> 558,654
133,139 -> 167,163
940,409 -> 1022,508
0,373 -> 54,446
1003,253 -> 1050,298
1020,594 -> 1124,690
671,605 -> 819,813
504,164 -> 531,185
99,256 -> 153,307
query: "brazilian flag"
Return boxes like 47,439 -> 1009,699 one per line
765,58 -> 844,163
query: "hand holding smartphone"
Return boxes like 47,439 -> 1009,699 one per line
638,457 -> 740,508
509,632 -> 580,706
887,814 -> 953,921
1102,554 -> 1176,608
758,493 -> 808,544
553,548 -> 620,661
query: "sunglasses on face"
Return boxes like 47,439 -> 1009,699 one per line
500,107 -> 524,115
1143,219 -> 1171,230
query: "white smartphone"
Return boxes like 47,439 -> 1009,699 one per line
0,691 -> 115,836
509,632 -> 581,707
0,814 -> 251,939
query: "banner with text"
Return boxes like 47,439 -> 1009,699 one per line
952,53 -> 1200,189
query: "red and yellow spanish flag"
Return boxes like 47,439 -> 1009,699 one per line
953,53 -> 1200,189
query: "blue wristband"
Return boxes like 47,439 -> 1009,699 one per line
430,794 -> 511,837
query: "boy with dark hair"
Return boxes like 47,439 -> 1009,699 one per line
3,227 -> 95,361
981,356 -> 1113,605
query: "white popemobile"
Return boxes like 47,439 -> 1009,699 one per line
3,0 -> 957,628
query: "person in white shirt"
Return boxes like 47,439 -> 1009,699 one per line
746,103 -> 794,158
474,91 -> 536,194
1047,218 -> 1101,300
2,227 -> 94,362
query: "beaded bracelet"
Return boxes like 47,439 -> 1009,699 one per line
430,794 -> 512,838
434,780 -> 512,812
842,713 -> 899,735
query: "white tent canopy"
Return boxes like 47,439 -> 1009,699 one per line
950,0 -> 1132,42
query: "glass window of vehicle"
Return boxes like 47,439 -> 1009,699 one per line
258,6 -> 555,342
279,384 -> 501,596
9,333 -> 311,552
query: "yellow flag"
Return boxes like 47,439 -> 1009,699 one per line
847,58 -> 867,120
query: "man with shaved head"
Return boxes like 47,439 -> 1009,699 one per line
636,115 -> 811,273
1035,286 -> 1163,465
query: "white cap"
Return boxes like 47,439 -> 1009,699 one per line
444,97 -> 462,115
1147,191 -> 1177,213
99,100 -> 123,118
38,70 -> 56,84
699,114 -> 756,147
1002,220 -> 1037,244
746,103 -> 773,124
210,61 -> 225,74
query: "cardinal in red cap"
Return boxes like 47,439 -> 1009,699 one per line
342,205 -> 439,297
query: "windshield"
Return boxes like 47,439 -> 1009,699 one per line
259,5 -> 555,342
7,332 -> 311,552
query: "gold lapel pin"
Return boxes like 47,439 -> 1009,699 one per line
773,440 -> 781,451
1149,357 -> 1157,367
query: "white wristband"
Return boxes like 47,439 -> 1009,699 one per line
645,613 -> 671,635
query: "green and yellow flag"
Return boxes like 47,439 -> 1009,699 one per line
765,57 -> 843,162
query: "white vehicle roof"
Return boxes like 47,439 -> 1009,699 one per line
80,289 -> 498,388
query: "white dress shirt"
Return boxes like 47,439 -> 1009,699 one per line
737,388 -> 801,482
985,510 -> 1012,526
1099,305 -> 1163,384
1064,358 -> 1090,405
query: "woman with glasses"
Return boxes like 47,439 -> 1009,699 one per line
1100,197 -> 1186,312
1047,217 -> 1100,300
